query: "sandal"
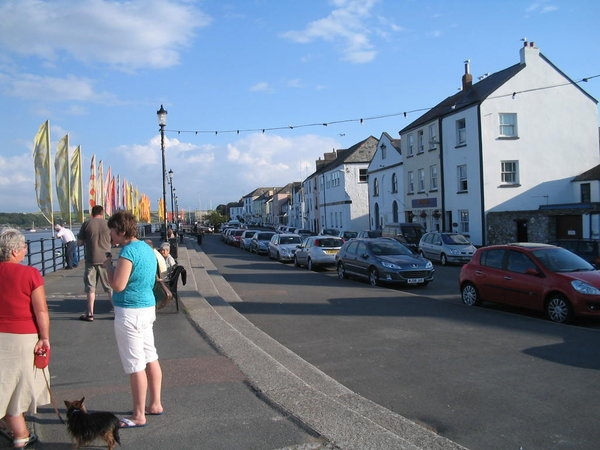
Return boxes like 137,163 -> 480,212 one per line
13,432 -> 37,448
79,313 -> 94,322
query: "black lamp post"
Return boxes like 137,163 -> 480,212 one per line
168,169 -> 175,225
157,105 -> 168,237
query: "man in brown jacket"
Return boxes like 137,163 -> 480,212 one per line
77,205 -> 112,321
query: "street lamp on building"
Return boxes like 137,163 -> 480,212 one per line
168,169 -> 175,225
157,105 -> 168,236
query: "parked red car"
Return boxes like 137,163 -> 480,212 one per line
459,243 -> 600,323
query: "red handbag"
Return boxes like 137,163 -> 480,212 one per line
34,347 -> 50,369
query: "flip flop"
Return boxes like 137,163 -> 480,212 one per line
119,418 -> 145,429
145,411 -> 164,416
13,432 -> 37,448
79,314 -> 94,322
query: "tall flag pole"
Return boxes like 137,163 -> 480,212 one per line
89,154 -> 96,210
70,145 -> 84,223
33,120 -> 54,226
55,134 -> 71,226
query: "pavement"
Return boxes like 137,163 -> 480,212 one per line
1,234 -> 466,450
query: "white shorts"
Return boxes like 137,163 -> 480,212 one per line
113,306 -> 158,374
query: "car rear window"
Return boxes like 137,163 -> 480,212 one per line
244,231 -> 256,237
367,230 -> 382,238
257,233 -> 275,240
315,238 -> 343,247
280,236 -> 302,245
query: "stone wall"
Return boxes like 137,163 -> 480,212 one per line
486,210 -> 555,245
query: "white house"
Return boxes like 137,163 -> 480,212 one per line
305,136 -> 378,233
401,42 -> 599,245
367,132 -> 404,229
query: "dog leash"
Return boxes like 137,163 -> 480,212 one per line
40,367 -> 66,425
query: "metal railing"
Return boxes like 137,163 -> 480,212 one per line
25,224 -> 151,275
25,237 -> 82,276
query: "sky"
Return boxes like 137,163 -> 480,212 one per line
1,0 -> 599,214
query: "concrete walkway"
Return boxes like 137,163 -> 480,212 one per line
2,235 -> 465,449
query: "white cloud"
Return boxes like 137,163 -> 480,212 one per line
250,82 -> 270,92
281,0 -> 379,64
0,72 -> 117,103
224,133 -> 339,186
287,79 -> 302,88
0,0 -> 211,71
0,153 -> 38,211
526,1 -> 559,14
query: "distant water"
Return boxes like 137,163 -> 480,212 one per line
22,228 -> 80,274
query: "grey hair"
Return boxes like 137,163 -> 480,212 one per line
0,227 -> 26,262
159,242 -> 170,251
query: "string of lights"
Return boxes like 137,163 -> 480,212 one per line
164,74 -> 599,136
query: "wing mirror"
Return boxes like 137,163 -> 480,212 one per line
525,268 -> 542,277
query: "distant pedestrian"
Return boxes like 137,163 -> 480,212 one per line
104,211 -> 163,427
0,227 -> 50,448
158,242 -> 176,280
77,205 -> 112,322
54,223 -> 77,269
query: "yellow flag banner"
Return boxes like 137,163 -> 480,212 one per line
55,134 -> 70,223
33,120 -> 53,225
71,146 -> 84,222
158,198 -> 164,222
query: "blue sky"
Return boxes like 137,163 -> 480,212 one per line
1,0 -> 599,214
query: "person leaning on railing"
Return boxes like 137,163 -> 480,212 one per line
0,227 -> 50,448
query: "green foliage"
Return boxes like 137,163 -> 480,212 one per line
0,212 -> 56,228
204,210 -> 227,227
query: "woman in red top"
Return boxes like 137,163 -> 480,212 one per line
0,228 -> 50,448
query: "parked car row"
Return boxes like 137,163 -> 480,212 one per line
220,226 -> 600,324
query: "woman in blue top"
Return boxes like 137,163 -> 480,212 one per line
104,211 -> 163,428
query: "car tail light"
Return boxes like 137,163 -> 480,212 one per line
314,239 -> 321,247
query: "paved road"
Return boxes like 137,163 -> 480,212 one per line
202,234 -> 600,450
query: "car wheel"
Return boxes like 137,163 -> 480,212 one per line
546,295 -> 572,323
368,268 -> 379,287
461,283 -> 480,306
337,263 -> 347,279
440,254 -> 448,265
276,252 -> 281,261
294,255 -> 300,267
307,258 -> 315,271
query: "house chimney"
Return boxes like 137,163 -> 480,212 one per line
462,59 -> 472,91
520,41 -> 539,65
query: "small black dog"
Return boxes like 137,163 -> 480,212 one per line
64,398 -> 121,449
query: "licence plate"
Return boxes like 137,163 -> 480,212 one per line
325,250 -> 338,254
407,278 -> 425,284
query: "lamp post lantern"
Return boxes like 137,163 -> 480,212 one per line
168,169 -> 175,225
157,105 -> 168,237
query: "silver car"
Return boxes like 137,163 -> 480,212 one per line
294,235 -> 344,271
418,232 -> 476,265
268,233 -> 303,262
240,230 -> 259,250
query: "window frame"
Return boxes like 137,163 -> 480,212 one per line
501,160 -> 519,185
373,177 -> 379,196
407,171 -> 414,194
417,130 -> 424,153
428,123 -> 437,150
459,209 -> 469,234
456,118 -> 466,146
407,134 -> 414,156
359,168 -> 368,183
499,113 -> 518,138
391,173 -> 398,193
457,165 -> 468,192
430,165 -> 438,190
418,168 -> 425,192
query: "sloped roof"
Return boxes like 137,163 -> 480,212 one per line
310,136 -> 378,177
573,164 -> 600,182
243,187 -> 273,199
400,63 -> 525,133
381,132 -> 402,154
